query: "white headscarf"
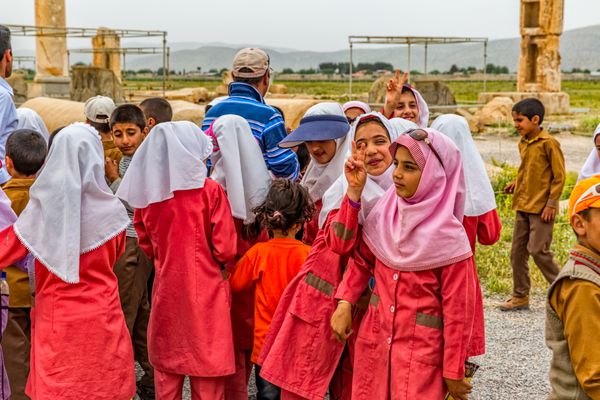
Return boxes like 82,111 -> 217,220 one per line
16,108 -> 50,143
578,124 -> 600,183
301,103 -> 352,202
211,114 -> 272,224
431,114 -> 496,217
403,86 -> 430,128
13,123 -> 129,284
319,112 -> 400,227
116,121 -> 213,209
389,117 -> 419,136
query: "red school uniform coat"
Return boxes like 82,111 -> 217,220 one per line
0,226 -> 135,400
134,180 -> 238,377
258,197 -> 366,400
336,238 -> 477,400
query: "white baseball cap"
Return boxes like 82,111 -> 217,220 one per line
84,96 -> 116,124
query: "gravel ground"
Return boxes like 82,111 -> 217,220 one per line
136,296 -> 550,400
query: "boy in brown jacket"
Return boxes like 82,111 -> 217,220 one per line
501,98 -> 566,310
545,175 -> 600,399
1,129 -> 47,400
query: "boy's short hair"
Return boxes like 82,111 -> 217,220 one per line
512,98 -> 545,125
6,129 -> 47,176
88,120 -> 111,134
139,98 -> 173,124
110,104 -> 146,131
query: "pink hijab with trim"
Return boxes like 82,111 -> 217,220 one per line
362,128 -> 471,271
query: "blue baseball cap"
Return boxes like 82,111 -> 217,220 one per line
278,114 -> 350,148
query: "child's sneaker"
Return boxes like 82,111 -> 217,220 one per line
498,295 -> 529,311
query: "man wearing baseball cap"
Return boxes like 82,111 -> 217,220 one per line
545,175 -> 600,399
84,95 -> 121,163
202,48 -> 299,180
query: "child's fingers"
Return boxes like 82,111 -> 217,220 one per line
358,143 -> 367,162
351,140 -> 357,159
394,69 -> 401,81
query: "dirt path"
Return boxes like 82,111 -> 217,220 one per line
474,132 -> 592,173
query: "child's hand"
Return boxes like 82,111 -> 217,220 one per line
541,206 -> 556,223
104,157 -> 120,183
444,377 -> 473,400
384,69 -> 409,116
345,141 -> 367,202
503,181 -> 516,194
330,301 -> 353,344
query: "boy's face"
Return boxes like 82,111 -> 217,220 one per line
112,123 -> 148,156
512,112 -> 540,138
572,208 -> 600,254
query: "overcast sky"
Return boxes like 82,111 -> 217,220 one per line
6,0 -> 600,52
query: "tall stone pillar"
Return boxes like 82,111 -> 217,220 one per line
92,28 -> 121,82
29,0 -> 71,98
517,0 -> 564,93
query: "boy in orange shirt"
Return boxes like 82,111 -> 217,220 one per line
230,179 -> 314,400
1,129 -> 47,400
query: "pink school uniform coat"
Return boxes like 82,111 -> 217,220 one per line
134,182 -> 238,377
336,237 -> 476,400
259,197 -> 367,400
0,226 -> 135,400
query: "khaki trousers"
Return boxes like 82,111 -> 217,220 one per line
510,211 -> 560,297
1,307 -> 31,400
113,236 -> 154,390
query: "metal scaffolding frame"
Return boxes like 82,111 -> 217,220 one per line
5,24 -> 169,94
348,35 -> 489,99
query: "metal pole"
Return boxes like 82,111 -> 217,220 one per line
407,42 -> 412,83
483,40 -> 488,93
424,41 -> 428,75
162,32 -> 167,96
349,41 -> 353,99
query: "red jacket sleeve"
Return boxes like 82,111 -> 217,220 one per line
335,237 -> 375,305
0,226 -> 29,269
324,196 -> 361,256
133,209 -> 154,260
440,258 -> 475,380
476,209 -> 502,246
210,183 -> 238,266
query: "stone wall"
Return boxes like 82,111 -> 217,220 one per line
70,66 -> 124,103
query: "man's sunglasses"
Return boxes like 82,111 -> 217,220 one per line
405,129 -> 444,167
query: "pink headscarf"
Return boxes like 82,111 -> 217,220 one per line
362,128 -> 471,271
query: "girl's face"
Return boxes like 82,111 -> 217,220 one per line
305,140 -> 337,164
393,91 -> 420,124
595,135 -> 600,160
393,146 -> 422,198
355,122 -> 392,176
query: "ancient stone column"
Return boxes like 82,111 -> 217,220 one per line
517,0 -> 564,93
30,0 -> 71,98
92,28 -> 121,82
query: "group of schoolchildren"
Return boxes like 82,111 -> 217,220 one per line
0,45 -> 597,400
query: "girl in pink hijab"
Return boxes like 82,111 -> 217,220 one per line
331,128 -> 480,400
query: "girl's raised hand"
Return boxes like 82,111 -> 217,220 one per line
385,69 -> 409,113
345,141 -> 367,202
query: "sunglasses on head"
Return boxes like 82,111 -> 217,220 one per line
404,128 -> 443,167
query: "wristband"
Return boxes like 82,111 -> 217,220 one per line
347,197 -> 361,209
338,300 -> 353,307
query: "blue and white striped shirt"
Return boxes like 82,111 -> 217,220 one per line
202,82 -> 299,180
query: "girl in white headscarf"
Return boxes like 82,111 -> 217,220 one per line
577,123 -> 600,182
117,120 -> 239,398
381,70 -> 430,127
432,113 -> 501,360
279,102 -> 352,244
0,122 -> 135,399
210,114 -> 272,400
16,108 -> 50,143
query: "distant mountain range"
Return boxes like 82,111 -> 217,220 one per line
14,25 -> 600,73
121,25 -> 600,73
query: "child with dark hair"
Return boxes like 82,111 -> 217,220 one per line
104,104 -> 155,399
1,129 -> 46,399
139,97 -> 173,131
501,98 -> 566,311
230,179 -> 314,399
